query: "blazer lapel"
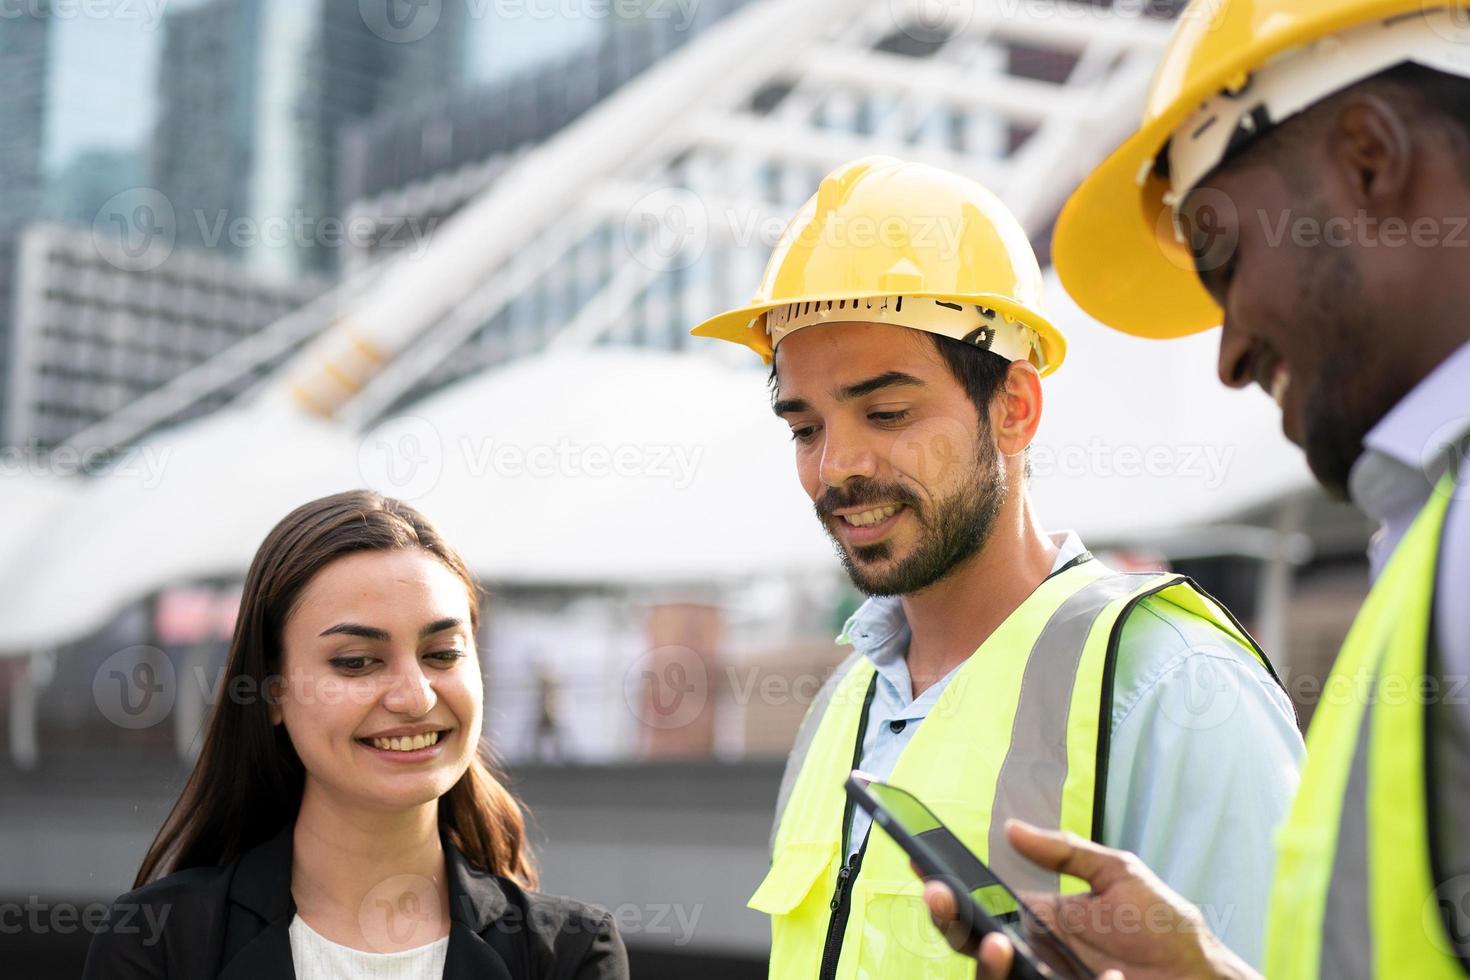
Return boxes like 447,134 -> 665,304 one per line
218,824 -> 297,980
213,823 -> 518,980
442,836 -> 516,980
217,914 -> 297,980
442,920 -> 516,980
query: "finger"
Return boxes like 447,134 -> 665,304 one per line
924,881 -> 979,955
976,931 -> 1015,980
1005,820 -> 1135,892
923,879 -> 957,923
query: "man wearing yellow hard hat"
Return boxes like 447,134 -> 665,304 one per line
925,2 -> 1470,979
691,156 -> 1304,978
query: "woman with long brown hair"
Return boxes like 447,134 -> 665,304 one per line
82,490 -> 627,979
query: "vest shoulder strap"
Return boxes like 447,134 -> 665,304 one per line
770,649 -> 865,855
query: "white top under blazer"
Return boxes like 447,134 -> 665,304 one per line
288,914 -> 448,980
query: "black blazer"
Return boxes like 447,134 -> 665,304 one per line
80,823 -> 628,979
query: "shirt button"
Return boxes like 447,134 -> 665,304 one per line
889,720 -> 906,734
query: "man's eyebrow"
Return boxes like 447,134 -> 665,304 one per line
772,371 -> 925,417
837,371 -> 925,400
773,397 -> 810,418
318,617 -> 464,641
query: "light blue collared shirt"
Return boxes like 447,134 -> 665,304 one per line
1347,338 -> 1470,900
838,531 -> 1304,969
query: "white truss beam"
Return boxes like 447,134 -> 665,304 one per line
74,0 -> 1182,445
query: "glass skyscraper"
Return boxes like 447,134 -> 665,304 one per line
0,0 -> 467,445
151,0 -> 465,277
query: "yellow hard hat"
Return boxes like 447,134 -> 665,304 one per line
1053,0 -> 1457,340
691,156 -> 1067,376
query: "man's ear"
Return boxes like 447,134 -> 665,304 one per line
992,359 -> 1043,456
1326,93 -> 1413,209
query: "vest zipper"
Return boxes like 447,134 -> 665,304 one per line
819,835 -> 868,980
816,673 -> 878,980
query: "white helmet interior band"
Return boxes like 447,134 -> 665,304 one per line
1165,6 -> 1470,212
764,296 -> 1046,371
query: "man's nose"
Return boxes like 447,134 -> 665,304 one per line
1216,321 -> 1255,390
818,424 -> 879,488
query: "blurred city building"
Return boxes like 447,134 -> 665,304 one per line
0,2 -> 757,451
150,0 -> 466,279
0,0 -> 461,445
3,224 -> 327,447
339,0 -> 754,223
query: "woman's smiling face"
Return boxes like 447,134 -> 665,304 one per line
272,548 -> 483,813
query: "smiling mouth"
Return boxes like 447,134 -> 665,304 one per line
1269,362 -> 1291,410
356,730 -> 449,753
839,504 -> 904,527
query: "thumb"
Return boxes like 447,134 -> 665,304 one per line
1005,820 -> 1134,892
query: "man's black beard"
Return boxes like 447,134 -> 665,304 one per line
816,439 -> 1005,597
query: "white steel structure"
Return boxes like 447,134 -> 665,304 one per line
62,0 -> 1181,453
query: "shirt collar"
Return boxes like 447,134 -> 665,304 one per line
1358,339 -> 1470,473
1346,340 -> 1470,531
1349,339 -> 1470,525
837,529 -> 1088,663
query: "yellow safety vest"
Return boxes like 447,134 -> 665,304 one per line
1266,472 -> 1470,979
752,556 -> 1276,979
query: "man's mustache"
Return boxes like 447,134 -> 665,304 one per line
814,481 -> 922,520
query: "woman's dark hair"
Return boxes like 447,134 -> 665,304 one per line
133,490 -> 537,889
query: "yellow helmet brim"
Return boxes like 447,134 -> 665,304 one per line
690,290 -> 1067,377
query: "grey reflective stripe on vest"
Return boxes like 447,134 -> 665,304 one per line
771,650 -> 865,855
771,572 -> 1173,862
1321,691 -> 1375,980
987,572 -> 1169,893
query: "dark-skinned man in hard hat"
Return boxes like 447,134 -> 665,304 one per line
691,156 -> 1304,979
923,3 -> 1470,979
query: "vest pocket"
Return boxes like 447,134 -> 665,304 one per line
856,878 -> 976,978
749,841 -> 837,915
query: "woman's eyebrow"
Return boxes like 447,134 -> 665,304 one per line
419,617 -> 463,638
318,617 -> 463,641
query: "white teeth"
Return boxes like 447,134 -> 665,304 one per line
1270,365 -> 1291,409
369,731 -> 441,752
843,504 -> 900,528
